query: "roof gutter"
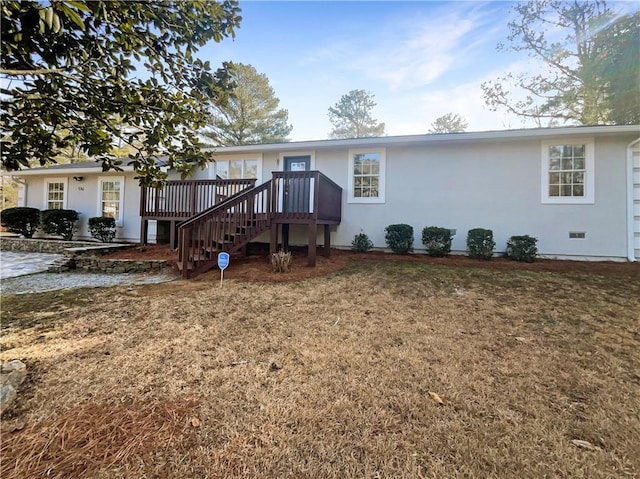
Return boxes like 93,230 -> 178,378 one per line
1,165 -> 137,177
626,137 -> 640,261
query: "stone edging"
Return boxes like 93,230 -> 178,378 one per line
1,238 -> 169,274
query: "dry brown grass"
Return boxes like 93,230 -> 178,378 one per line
1,259 -> 639,478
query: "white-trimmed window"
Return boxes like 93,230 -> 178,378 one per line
214,157 -> 259,180
44,178 -> 68,209
98,177 -> 125,226
348,148 -> 386,203
541,139 -> 594,204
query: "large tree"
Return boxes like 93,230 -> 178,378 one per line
1,1 -> 241,186
428,113 -> 468,133
482,0 -> 639,126
201,63 -> 292,146
328,89 -> 385,139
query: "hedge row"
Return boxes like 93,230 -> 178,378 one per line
353,226 -> 538,262
1,207 -> 116,243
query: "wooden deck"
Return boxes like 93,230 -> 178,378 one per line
176,171 -> 342,277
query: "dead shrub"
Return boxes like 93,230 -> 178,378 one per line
271,250 -> 292,273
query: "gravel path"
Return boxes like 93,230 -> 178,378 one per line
1,270 -> 179,295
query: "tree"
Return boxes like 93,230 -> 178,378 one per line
328,89 -> 385,139
1,1 -> 242,186
482,1 -> 639,126
594,11 -> 640,125
429,113 -> 468,133
201,63 -> 292,146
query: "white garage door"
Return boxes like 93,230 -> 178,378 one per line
634,149 -> 640,260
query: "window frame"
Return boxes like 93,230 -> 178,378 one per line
541,138 -> 595,204
210,154 -> 263,182
44,178 -> 68,210
97,176 -> 125,227
347,148 -> 386,204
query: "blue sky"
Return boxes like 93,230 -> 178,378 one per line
200,0 -> 638,141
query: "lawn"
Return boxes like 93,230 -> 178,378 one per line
1,258 -> 639,478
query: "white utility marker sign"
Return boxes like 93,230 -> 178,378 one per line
218,252 -> 230,286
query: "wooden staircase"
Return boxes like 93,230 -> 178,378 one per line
177,180 -> 272,278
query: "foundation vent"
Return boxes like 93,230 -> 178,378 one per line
569,231 -> 586,239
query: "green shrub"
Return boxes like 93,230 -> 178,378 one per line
384,224 -> 414,254
421,226 -> 453,257
351,233 -> 374,253
506,235 -> 538,263
88,216 -> 116,243
0,207 -> 40,238
467,228 -> 495,260
40,209 -> 79,241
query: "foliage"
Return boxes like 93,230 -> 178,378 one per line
351,233 -> 374,253
88,216 -> 116,243
467,228 -> 495,260
421,226 -> 454,257
40,209 -> 79,240
328,90 -> 385,139
384,224 -> 414,254
1,1 -> 242,186
271,250 -> 292,273
429,113 -> 468,133
482,1 -> 639,125
0,206 -> 40,238
506,235 -> 538,262
201,63 -> 292,146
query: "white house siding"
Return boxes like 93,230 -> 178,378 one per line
23,172 -> 142,242
224,132 -> 637,261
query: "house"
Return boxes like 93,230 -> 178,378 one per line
5,125 -> 640,276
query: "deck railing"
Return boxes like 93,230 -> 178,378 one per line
140,179 -> 256,219
271,171 -> 342,222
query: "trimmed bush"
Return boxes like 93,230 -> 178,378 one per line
0,207 -> 40,238
467,228 -> 495,260
40,209 -> 79,241
88,216 -> 116,243
385,224 -> 414,254
422,226 -> 453,257
506,235 -> 538,263
351,233 -> 374,253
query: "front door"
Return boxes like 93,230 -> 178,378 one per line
283,155 -> 311,213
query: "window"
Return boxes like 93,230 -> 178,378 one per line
348,148 -> 386,203
98,177 -> 124,226
45,178 -> 67,209
541,139 -> 594,204
214,159 -> 258,180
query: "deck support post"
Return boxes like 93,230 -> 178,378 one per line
270,222 -> 278,255
323,224 -> 331,257
308,222 -> 317,266
169,221 -> 177,250
140,219 -> 148,246
282,224 -> 290,252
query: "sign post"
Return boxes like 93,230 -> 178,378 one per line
218,252 -> 230,286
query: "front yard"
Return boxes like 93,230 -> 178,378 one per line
1,257 -> 639,478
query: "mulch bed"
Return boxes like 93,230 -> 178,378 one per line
102,243 -> 639,282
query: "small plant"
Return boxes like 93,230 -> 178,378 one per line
506,235 -> 538,263
351,232 -> 374,253
271,249 -> 292,273
40,209 -> 79,241
422,226 -> 453,257
0,207 -> 40,238
467,228 -> 495,260
385,224 -> 414,254
88,216 -> 116,243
